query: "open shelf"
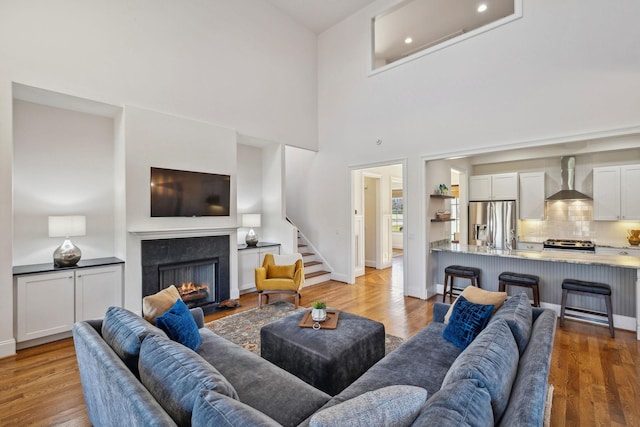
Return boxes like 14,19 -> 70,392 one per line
430,194 -> 455,199
430,218 -> 455,222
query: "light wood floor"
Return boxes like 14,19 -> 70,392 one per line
1,264 -> 639,426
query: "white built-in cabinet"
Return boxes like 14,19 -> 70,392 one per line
14,261 -> 123,345
238,243 -> 280,292
519,172 -> 545,220
75,266 -> 124,321
593,165 -> 640,221
16,271 -> 75,342
469,173 -> 518,201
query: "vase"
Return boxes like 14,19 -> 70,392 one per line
311,308 -> 326,322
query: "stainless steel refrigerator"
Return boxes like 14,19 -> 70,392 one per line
468,200 -> 517,250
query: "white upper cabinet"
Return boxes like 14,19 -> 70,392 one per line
519,172 -> 545,220
593,164 -> 640,221
469,173 -> 518,201
469,175 -> 492,201
620,165 -> 640,220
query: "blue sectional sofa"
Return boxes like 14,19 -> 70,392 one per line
73,292 -> 556,426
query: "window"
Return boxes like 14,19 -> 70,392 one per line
450,184 -> 460,242
391,189 -> 403,232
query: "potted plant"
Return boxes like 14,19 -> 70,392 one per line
311,301 -> 327,322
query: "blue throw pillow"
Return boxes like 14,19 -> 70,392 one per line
155,298 -> 202,351
442,295 -> 494,350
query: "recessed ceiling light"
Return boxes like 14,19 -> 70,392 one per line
477,3 -> 488,12
404,37 -> 413,44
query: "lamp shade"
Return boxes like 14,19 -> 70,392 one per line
242,214 -> 261,228
48,216 -> 86,238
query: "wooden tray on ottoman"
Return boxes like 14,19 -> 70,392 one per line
299,310 -> 340,329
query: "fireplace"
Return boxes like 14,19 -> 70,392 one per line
141,235 -> 230,314
159,259 -> 217,308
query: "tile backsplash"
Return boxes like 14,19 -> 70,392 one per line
518,201 -> 640,246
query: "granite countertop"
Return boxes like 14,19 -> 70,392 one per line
594,242 -> 640,250
431,242 -> 640,269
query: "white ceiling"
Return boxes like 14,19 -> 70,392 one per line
264,0 -> 377,34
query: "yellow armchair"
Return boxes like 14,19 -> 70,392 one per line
255,253 -> 304,308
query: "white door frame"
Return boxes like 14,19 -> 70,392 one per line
363,172 -> 382,269
348,159 -> 408,295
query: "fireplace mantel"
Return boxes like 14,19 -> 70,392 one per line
129,227 -> 238,240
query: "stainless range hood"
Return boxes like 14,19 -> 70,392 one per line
546,156 -> 592,201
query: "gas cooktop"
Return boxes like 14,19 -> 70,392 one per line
543,239 -> 595,252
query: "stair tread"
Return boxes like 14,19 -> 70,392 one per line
300,252 -> 314,257
305,270 -> 331,278
304,261 -> 322,267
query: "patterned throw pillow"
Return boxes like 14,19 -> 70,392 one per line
444,287 -> 507,324
442,296 -> 494,350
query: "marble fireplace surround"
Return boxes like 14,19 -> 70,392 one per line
140,234 -> 231,314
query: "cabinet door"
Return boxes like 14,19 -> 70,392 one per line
469,175 -> 492,201
491,173 -> 518,200
519,172 -> 545,219
238,249 -> 260,291
593,167 -> 621,220
16,272 -> 75,342
75,265 -> 123,321
620,165 -> 640,220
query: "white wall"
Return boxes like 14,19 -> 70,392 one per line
0,0 -> 318,150
0,0 -> 318,357
261,144 -> 298,254
305,0 -> 640,298
237,144 -> 264,245
284,145 -> 318,236
12,100 -> 116,265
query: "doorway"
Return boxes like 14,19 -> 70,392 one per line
351,163 -> 405,291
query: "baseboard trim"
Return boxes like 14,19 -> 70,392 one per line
330,273 -> 349,283
16,331 -> 73,350
0,338 -> 17,359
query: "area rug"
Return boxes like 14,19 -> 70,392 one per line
544,384 -> 554,427
205,301 -> 405,356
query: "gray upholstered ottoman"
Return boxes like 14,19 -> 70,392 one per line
260,310 -> 385,395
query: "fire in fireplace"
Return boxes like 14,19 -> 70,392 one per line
176,282 -> 210,303
159,258 -> 217,309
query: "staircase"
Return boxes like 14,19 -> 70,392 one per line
297,233 -> 332,287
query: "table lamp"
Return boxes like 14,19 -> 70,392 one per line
49,216 -> 86,267
242,214 -> 261,246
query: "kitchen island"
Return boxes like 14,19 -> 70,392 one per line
430,243 -> 640,339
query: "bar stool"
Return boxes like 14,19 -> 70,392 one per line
498,272 -> 540,307
442,265 -> 481,302
560,278 -> 614,338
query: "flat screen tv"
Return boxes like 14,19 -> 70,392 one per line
150,167 -> 231,217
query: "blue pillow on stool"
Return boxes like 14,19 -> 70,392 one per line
443,295 -> 494,350
156,298 -> 202,351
